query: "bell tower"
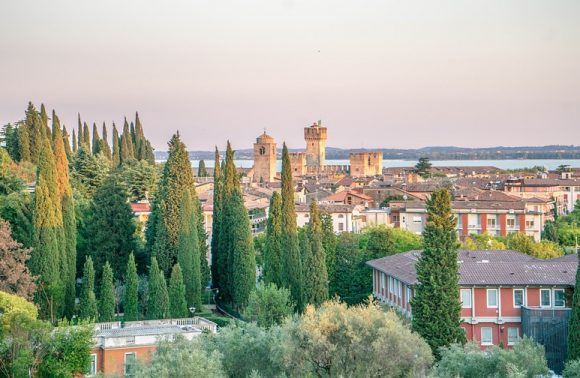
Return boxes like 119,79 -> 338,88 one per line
304,120 -> 327,167
253,131 -> 277,182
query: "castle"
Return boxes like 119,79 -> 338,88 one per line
251,121 -> 383,182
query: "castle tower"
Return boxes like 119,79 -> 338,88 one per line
253,131 -> 277,182
304,120 -> 327,167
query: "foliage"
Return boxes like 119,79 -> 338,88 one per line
411,188 -> 465,358
123,253 -> 139,321
0,191 -> 33,247
147,257 -> 169,319
70,146 -> 110,197
329,233 -> 370,305
320,213 -> 337,279
99,262 -> 116,322
435,338 -> 549,378
0,290 -> 38,332
379,194 -> 405,208
506,232 -> 564,259
303,200 -> 329,306
118,159 -> 158,201
0,220 -> 36,299
568,254 -> 580,362
244,283 -> 294,328
415,157 -> 432,178
462,233 -> 507,250
263,192 -> 283,287
168,263 -> 188,318
278,299 -> 433,377
564,359 -> 580,378
79,256 -> 98,320
197,159 -> 209,177
133,336 -> 226,378
210,147 -> 223,291
177,190 -> 202,310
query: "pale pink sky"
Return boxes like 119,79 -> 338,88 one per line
1,0 -> 579,150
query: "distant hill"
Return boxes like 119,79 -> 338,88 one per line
155,145 -> 580,161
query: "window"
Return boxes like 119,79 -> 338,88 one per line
460,289 -> 472,308
407,287 -> 413,302
487,289 -> 498,308
513,289 -> 524,307
389,276 -> 394,294
525,220 -> 534,228
338,214 -> 345,218
124,352 -> 136,376
487,218 -> 496,227
554,289 -> 565,307
88,354 -> 97,376
507,218 -> 516,228
507,327 -> 519,345
380,273 -> 385,292
338,223 -> 344,231
540,289 -> 551,307
481,327 -> 493,345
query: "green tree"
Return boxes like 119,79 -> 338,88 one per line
415,157 -> 432,178
71,128 -> 77,153
361,225 -> 396,259
99,122 -> 112,160
411,188 -> 465,358
168,263 -> 188,318
111,123 -> 121,167
124,253 -> 139,321
321,213 -> 337,280
0,219 -> 36,299
263,191 -> 283,287
147,257 -> 169,319
564,359 -> 580,378
71,145 -> 110,196
280,143 -> 303,310
177,191 -> 202,310
1,123 -> 20,161
17,119 -> 31,162
211,147 -> 223,291
303,200 -> 328,306
244,283 -> 294,328
542,220 -> 559,243
85,174 -> 137,280
76,114 -> 83,150
91,123 -> 101,155
61,126 -> 73,160
99,261 -> 116,322
197,159 -> 208,177
568,254 -> 580,361
79,256 -> 98,320
23,102 -> 43,164
82,122 -> 90,149
120,118 -> 135,163
118,159 -> 158,201
329,233 -> 370,305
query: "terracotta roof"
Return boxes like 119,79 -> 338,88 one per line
296,203 -> 357,213
130,202 -> 151,213
367,250 -> 577,287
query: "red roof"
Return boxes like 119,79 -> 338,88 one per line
130,202 -> 151,213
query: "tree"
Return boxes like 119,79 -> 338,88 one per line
411,188 -> 465,358
568,254 -> 580,361
415,157 -> 432,178
71,145 -> 110,196
280,143 -> 303,310
120,118 -> 135,163
118,159 -> 157,201
85,174 -> 137,280
302,200 -> 328,306
543,220 -> 559,243
564,359 -> 580,378
61,126 -> 73,160
244,283 -> 293,328
17,119 -> 31,162
82,122 -> 90,149
263,192 -> 283,287
0,220 -> 36,299
329,233 -> 370,305
77,114 -> 83,150
147,257 -> 169,320
124,253 -> 139,321
99,261 -> 116,322
321,213 -> 337,280
91,123 -> 101,155
99,122 -> 112,160
1,123 -> 20,162
210,147 -> 222,290
72,128 -> 77,153
23,102 -> 43,164
168,263 -> 188,318
198,159 -> 208,177
112,123 -> 121,167
361,225 -> 396,259
279,300 -> 433,377
79,256 -> 98,320
177,191 -> 202,310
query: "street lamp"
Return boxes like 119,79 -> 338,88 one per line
189,307 -> 196,317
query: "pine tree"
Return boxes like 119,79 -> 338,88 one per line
210,148 -> 222,290
303,200 -> 328,306
197,160 -> 208,177
29,130 -> 64,321
62,126 -> 73,160
568,254 -> 580,361
168,263 -> 188,318
52,112 -> 77,319
72,128 -> 77,153
177,191 -> 202,310
112,123 -> 121,167
411,188 -> 465,358
99,261 -> 116,322
86,174 -> 137,280
82,122 -> 90,149
263,191 -> 283,287
124,253 -> 139,321
92,123 -> 101,155
147,257 -> 169,320
280,143 -> 303,310
99,122 -> 112,160
79,256 -> 98,320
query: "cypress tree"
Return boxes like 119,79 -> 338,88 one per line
263,191 -> 283,287
112,123 -> 121,167
24,102 -> 43,164
130,121 -> 136,146
144,140 -> 156,165
280,143 -> 303,310
568,254 -> 580,361
147,257 -> 169,320
99,261 -> 116,322
17,119 -> 31,162
62,126 -> 73,160
82,122 -> 90,149
124,253 -> 139,321
134,112 -> 145,160
197,160 -> 208,177
99,123 -> 112,160
29,130 -> 64,321
86,174 -> 137,280
411,188 -> 465,358
120,118 -> 135,161
303,200 -> 328,306
321,213 -> 337,281
92,122 -> 101,155
72,128 -> 77,153
168,263 -> 188,318
52,112 -> 77,319
40,103 -> 48,128
79,256 -> 98,320
177,191 -> 202,310
77,114 -> 83,150
210,148 -> 222,290
195,199 -> 210,290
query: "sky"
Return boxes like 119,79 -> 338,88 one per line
1,0 -> 579,151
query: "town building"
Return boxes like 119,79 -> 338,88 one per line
304,121 -> 327,167
252,132 -> 277,183
90,317 -> 217,376
349,152 -> 383,177
320,190 -> 374,208
296,203 -> 363,233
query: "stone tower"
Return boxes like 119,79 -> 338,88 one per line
304,120 -> 327,167
253,131 -> 277,182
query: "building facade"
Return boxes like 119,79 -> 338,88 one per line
252,132 -> 277,183
349,152 -> 383,177
304,121 -> 327,167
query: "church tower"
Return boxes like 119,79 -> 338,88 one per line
253,131 -> 277,182
304,120 -> 327,167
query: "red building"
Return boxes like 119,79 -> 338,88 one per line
367,250 -> 577,349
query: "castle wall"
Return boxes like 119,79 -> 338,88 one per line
289,152 -> 306,178
304,124 -> 327,167
349,152 -> 383,177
